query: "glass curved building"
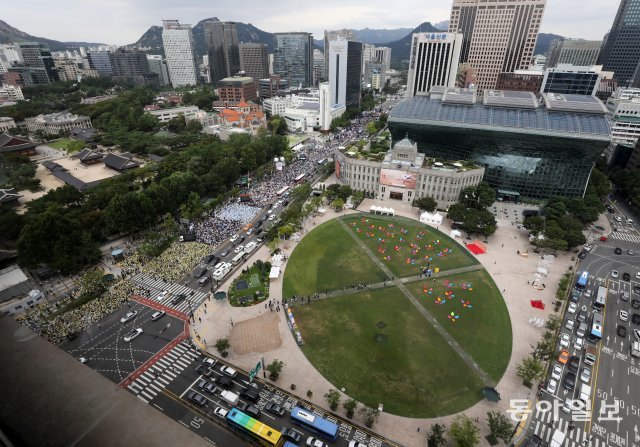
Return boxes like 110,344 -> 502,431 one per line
388,88 -> 611,200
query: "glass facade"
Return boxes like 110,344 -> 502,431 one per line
273,33 -> 314,88
388,96 -> 611,200
597,0 -> 640,87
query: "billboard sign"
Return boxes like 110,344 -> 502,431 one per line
380,169 -> 417,189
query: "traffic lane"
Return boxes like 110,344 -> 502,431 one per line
61,303 -> 184,383
152,391 -> 246,447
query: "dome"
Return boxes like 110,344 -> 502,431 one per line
393,133 -> 417,151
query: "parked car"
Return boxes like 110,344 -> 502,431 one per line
197,379 -> 216,394
230,235 -> 239,243
306,437 -> 327,447
612,270 -> 619,278
234,245 -> 244,254
124,328 -> 143,342
563,372 -> 577,390
578,251 -> 587,260
220,365 -> 238,378
551,363 -> 563,381
547,378 -> 558,394
617,325 -> 628,338
568,302 -> 578,314
574,337 -> 584,351
213,406 -> 228,419
584,289 -> 592,299
583,244 -> 593,252
568,356 -> 580,373
558,349 -> 570,364
633,314 -> 640,325
620,310 -> 629,321
633,328 -> 640,342
203,357 -> 217,367
623,272 -> 631,281
349,442 -> 368,447
577,311 -> 588,323
628,249 -> 635,255
187,390 -> 207,407
120,311 -> 138,323
265,402 -> 285,417
195,363 -> 213,377
237,401 -> 260,418
565,319 -> 575,331
215,375 -> 234,389
580,367 -> 591,383
560,333 -> 570,348
221,250 -> 230,257
240,387 -> 260,403
621,291 -> 630,301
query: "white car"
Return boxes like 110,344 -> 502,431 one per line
120,311 -> 138,323
124,328 -> 143,342
234,245 -> 244,254
551,363 -> 563,380
230,234 -> 239,243
612,270 -> 619,278
620,310 -> 629,321
213,406 -> 228,418
565,319 -> 575,331
633,329 -> 640,342
562,398 -> 572,414
583,244 -> 593,252
628,218 -> 634,225
568,302 -> 578,314
306,437 -> 327,447
636,272 -> 640,280
266,209 -> 274,215
349,442 -> 368,447
560,333 -> 570,348
151,310 -> 165,321
580,367 -> 591,383
157,290 -> 169,302
547,379 -> 558,394
584,289 -> 592,299
573,337 -> 584,350
219,365 -> 237,378
268,214 -> 276,221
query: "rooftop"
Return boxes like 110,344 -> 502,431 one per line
389,94 -> 611,140
28,112 -> 91,124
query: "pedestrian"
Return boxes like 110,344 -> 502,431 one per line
265,303 -> 267,309
417,427 -> 420,432
501,243 -> 504,247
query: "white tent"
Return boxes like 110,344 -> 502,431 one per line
317,208 -> 326,214
420,211 -> 443,225
450,229 -> 462,238
369,205 -> 395,216
269,266 -> 281,281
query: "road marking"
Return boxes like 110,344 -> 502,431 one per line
137,395 -> 149,404
157,376 -> 170,386
178,420 -> 189,428
141,390 -> 154,400
203,437 -> 216,445
148,383 -> 163,393
179,376 -> 202,399
127,385 -> 140,394
153,403 -> 164,411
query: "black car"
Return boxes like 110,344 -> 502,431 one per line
239,236 -> 246,243
187,390 -> 207,407
195,363 -> 213,377
577,311 -> 587,324
240,387 -> 259,403
618,325 -> 628,337
265,401 -> 285,417
563,371 -> 577,390
526,435 -> 543,447
634,288 -> 640,296
197,379 -> 216,394
615,247 -> 623,255
578,251 -> 587,260
568,355 -> 580,373
215,375 -> 234,389
607,206 -> 614,213
571,290 -> 581,302
256,220 -> 263,228
171,294 -> 186,305
633,314 -> 640,325
203,254 -> 216,263
237,402 -> 260,418
623,272 -> 631,281
281,427 -> 302,444
632,299 -> 640,308
255,228 -> 263,236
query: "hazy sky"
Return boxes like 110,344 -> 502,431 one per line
4,0 -> 621,45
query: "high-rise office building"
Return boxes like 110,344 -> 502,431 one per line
13,42 -> 59,85
546,39 -> 602,68
273,33 -> 314,88
362,45 -> 392,91
147,55 -> 170,85
324,29 -> 355,81
449,0 -> 546,92
328,37 -> 363,108
87,51 -> 112,77
313,49 -> 325,86
109,49 -> 158,85
203,20 -> 240,86
597,0 -> 640,87
161,20 -> 198,87
239,43 -> 269,82
407,32 -> 463,97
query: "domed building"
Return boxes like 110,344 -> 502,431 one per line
333,134 -> 485,209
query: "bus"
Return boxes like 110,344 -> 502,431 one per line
290,406 -> 338,441
576,271 -> 589,288
588,312 -> 604,343
226,408 -> 284,447
276,186 -> 290,196
593,285 -> 606,310
294,173 -> 306,183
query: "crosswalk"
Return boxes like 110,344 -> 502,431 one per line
127,340 -> 200,404
130,273 -> 209,314
609,231 -> 640,244
530,403 -> 604,447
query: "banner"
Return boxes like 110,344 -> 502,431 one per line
380,169 -> 417,189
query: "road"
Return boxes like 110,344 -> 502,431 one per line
525,198 -> 640,447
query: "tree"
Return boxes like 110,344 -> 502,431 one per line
415,196 -> 438,212
179,191 -> 204,221
343,398 -> 358,418
266,359 -> 284,380
268,115 -> 288,135
79,268 -> 108,298
331,198 -> 345,211
486,411 -> 514,445
545,315 -> 562,331
325,183 -> 342,200
449,414 -> 480,447
215,338 -> 230,357
324,389 -> 341,411
523,215 -> 545,236
531,330 -> 557,362
427,423 -> 447,447
447,203 -> 466,222
516,355 -> 545,387
105,191 -> 156,234
337,184 -> 353,201
186,119 -> 203,133
358,406 -> 380,428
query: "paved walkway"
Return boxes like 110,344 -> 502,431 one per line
191,200 -> 574,447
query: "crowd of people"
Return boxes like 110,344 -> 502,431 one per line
17,114 -> 382,343
20,279 -> 147,344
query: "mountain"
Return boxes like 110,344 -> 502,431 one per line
353,27 -> 414,44
433,20 -> 450,31
130,17 -> 276,57
384,22 -> 446,62
534,32 -> 565,57
0,19 -> 104,51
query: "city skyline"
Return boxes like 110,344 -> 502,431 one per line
3,0 -> 621,46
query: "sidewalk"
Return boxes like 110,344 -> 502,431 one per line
190,201 -> 573,447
